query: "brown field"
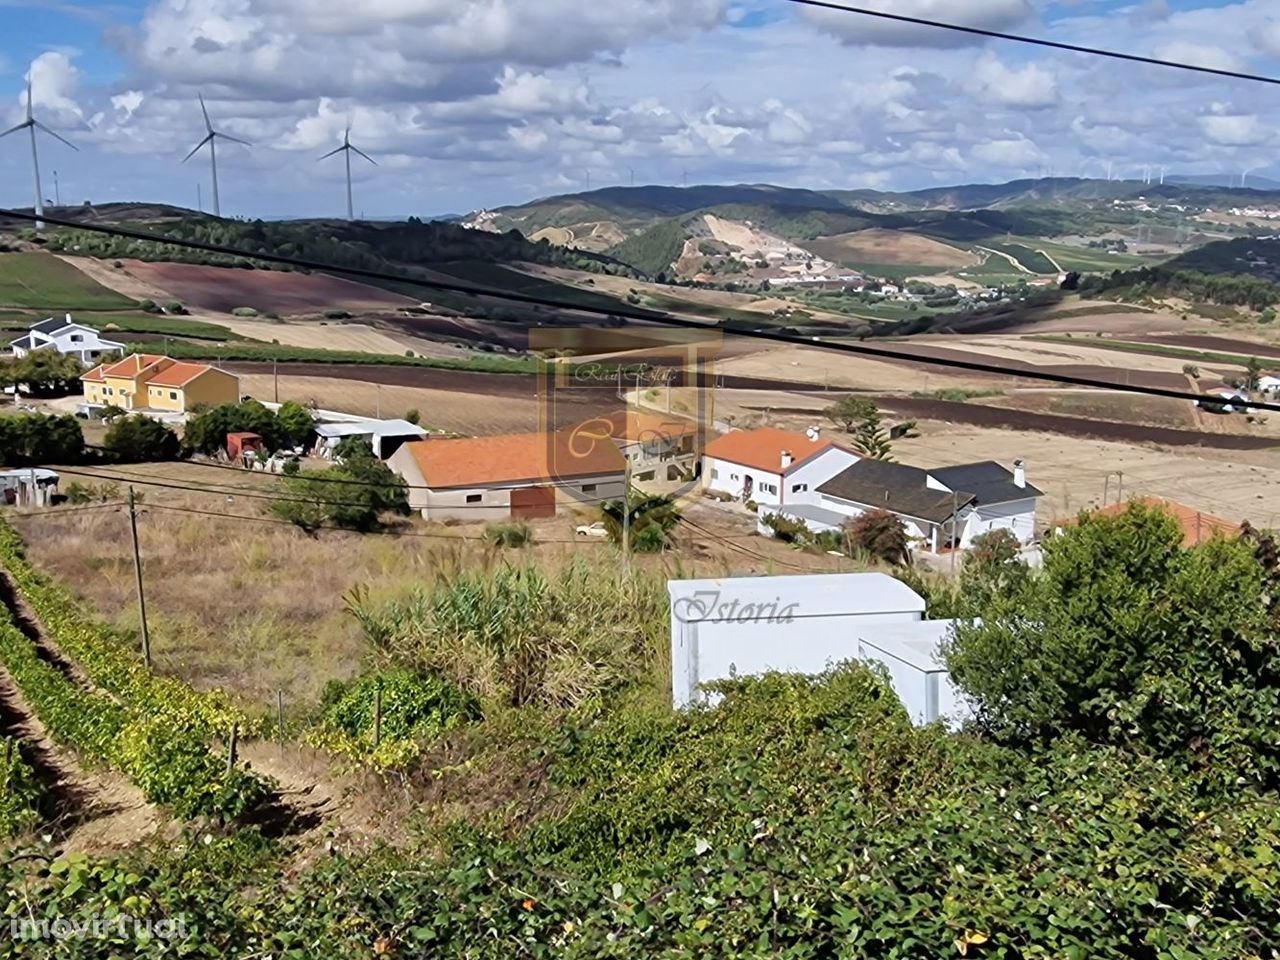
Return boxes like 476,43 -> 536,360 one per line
123,260 -> 417,315
219,316 -> 456,357
10,464 -> 844,713
803,229 -> 980,268
979,390 -> 1200,431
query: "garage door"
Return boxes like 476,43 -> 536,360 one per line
510,486 -> 556,519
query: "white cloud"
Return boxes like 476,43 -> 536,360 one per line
23,51 -> 85,122
969,54 -> 1058,109
1254,19 -> 1280,57
1150,41 -> 1242,73
800,0 -> 1034,48
972,134 -> 1044,169
1199,112 -> 1270,147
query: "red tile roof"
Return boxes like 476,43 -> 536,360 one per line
402,430 -> 626,490
146,362 -> 216,387
81,365 -> 106,382
100,354 -> 166,378
704,426 -> 832,475
1055,496 -> 1238,547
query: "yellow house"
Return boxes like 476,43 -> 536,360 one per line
81,354 -> 240,414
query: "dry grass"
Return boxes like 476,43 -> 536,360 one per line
803,229 -> 980,268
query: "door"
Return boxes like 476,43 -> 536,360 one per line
742,474 -> 754,501
511,486 -> 556,519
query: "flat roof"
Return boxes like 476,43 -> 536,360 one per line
0,468 -> 59,481
314,419 -> 429,439
668,572 -> 925,620
854,619 -> 972,672
766,503 -> 848,528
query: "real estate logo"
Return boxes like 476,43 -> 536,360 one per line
531,327 -> 722,505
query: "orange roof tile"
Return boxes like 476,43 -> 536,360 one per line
100,354 -> 166,379
403,430 -> 626,490
1055,496 -> 1238,547
704,426 -> 833,475
146,362 -> 216,388
581,408 -> 698,444
80,365 -> 106,382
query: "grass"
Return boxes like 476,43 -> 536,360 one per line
977,241 -> 1058,275
910,388 -> 1007,402
0,311 -> 235,342
131,338 -> 543,374
0,252 -> 136,310
1030,334 -> 1266,368
1017,238 -> 1151,273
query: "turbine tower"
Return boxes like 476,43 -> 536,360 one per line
182,94 -> 249,218
0,81 -> 77,229
319,126 -> 375,221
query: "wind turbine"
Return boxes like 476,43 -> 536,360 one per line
319,126 -> 376,221
1,80 -> 77,229
182,94 -> 249,218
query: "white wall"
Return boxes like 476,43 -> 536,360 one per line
703,446 -> 859,506
785,447 -> 860,505
703,457 -> 785,505
966,498 -> 1038,545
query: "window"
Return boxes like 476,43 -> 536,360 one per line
581,483 -> 597,493
730,473 -> 739,481
710,468 -> 719,480
70,334 -> 82,342
104,387 -> 113,396
792,483 -> 808,493
465,494 -> 482,504
169,391 -> 178,400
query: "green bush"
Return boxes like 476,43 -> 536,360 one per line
163,300 -> 187,315
103,414 -> 180,463
484,522 -> 534,548
231,306 -> 259,317
0,413 -> 84,465
0,738 -> 42,837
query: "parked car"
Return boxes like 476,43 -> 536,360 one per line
575,521 -> 608,538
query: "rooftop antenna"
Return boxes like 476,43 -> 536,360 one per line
1,79 -> 78,230
319,125 -> 376,221
181,93 -> 250,218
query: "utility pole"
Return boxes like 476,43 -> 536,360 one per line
949,490 -> 959,577
375,383 -> 382,419
128,486 -> 151,669
273,356 -> 279,404
622,460 -> 632,580
52,170 -> 59,207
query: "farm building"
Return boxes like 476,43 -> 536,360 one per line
668,572 -> 970,726
1054,496 -> 1238,547
10,315 -> 124,364
226,432 -> 265,464
582,408 -> 699,483
0,468 -> 59,507
80,354 -> 239,417
812,458 -> 1041,552
701,426 -> 858,506
312,419 -> 428,461
388,430 -> 626,521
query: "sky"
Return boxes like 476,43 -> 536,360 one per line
0,0 -> 1278,219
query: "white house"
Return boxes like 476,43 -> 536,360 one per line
1256,375 -> 1280,396
702,426 -> 859,507
312,418 -> 428,461
812,458 -> 1041,552
10,315 -> 125,365
667,572 -> 971,726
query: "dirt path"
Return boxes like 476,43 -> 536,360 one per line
976,246 -> 1033,274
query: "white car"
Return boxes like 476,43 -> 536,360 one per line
575,521 -> 608,538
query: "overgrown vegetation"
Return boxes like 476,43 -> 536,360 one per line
0,739 -> 42,838
102,414 -> 181,463
184,399 -> 314,455
0,413 -> 84,466
1080,265 -> 1280,309
267,439 -> 406,532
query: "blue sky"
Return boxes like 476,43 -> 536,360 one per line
2,0 -> 1279,218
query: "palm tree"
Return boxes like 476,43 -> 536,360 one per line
602,488 -> 683,552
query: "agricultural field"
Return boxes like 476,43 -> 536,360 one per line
802,228 -> 979,269
1016,237 -> 1151,272
0,252 -> 136,311
123,259 -> 418,315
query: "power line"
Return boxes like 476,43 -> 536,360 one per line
781,0 -> 1280,88
3,208 -> 1278,414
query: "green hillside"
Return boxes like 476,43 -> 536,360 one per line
606,218 -> 690,277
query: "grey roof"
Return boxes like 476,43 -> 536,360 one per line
9,335 -> 33,349
314,419 -> 428,440
928,461 -> 1043,504
764,503 -> 848,529
818,459 -> 972,524
30,316 -> 70,335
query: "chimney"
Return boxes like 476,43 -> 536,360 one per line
806,425 -> 820,441
781,450 -> 793,470
1013,459 -> 1026,489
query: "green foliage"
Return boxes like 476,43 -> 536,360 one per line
0,738 -> 42,837
484,522 -> 535,548
163,300 -> 187,315
403,407 -> 421,425
184,399 -> 311,455
1080,265 -> 1280,309
312,669 -> 478,769
945,502 -> 1280,788
62,480 -> 120,505
231,306 -> 259,317
268,445 -> 404,532
0,252 -> 135,310
102,415 -> 180,463
350,561 -> 668,708
824,393 -> 875,433
0,350 -> 85,396
601,489 -> 682,552
0,413 -> 84,466
843,509 -> 909,565
606,218 -> 689,277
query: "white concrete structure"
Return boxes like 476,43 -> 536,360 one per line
668,572 -> 971,726
756,503 -> 847,536
10,315 -> 124,365
313,418 -> 428,461
702,426 -> 858,507
1256,375 -> 1280,396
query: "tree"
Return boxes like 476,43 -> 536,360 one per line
945,502 -> 1280,787
1245,355 -> 1264,392
851,402 -> 894,461
275,400 -> 315,447
959,528 -> 1029,612
404,408 -> 421,426
0,414 -> 84,465
268,458 -> 403,532
1182,363 -> 1201,379
333,440 -> 408,516
1059,271 -> 1081,291
601,489 -> 682,552
824,395 -> 876,433
103,415 -> 181,463
843,510 -> 909,565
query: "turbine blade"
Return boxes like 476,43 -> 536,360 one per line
318,145 -> 345,160
213,131 -> 251,147
350,144 -> 377,165
182,133 -> 213,163
25,80 -> 33,121
199,93 -> 212,131
0,120 -> 32,140
32,120 -> 78,151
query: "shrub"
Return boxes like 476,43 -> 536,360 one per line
137,298 -> 160,313
231,307 -> 259,317
0,413 -> 84,466
103,415 -> 181,463
163,301 -> 187,315
843,509 -> 909,565
484,522 -> 534,548
602,490 -> 682,552
404,408 -> 421,425
0,739 -> 42,837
